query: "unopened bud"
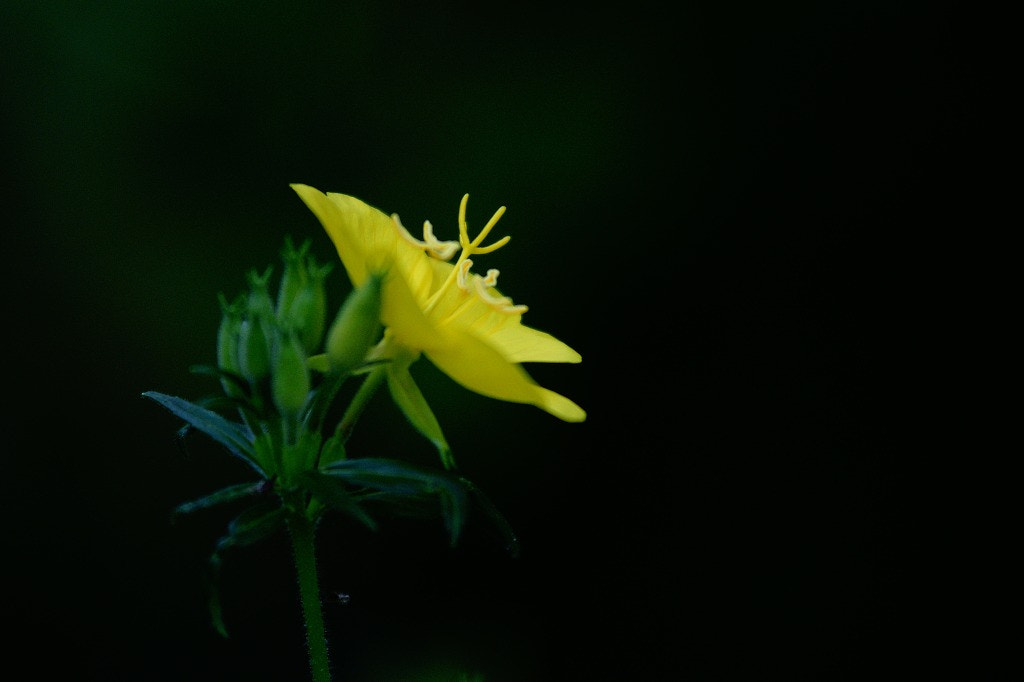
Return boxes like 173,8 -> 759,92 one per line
286,265 -> 332,354
216,293 -> 246,397
325,273 -> 383,374
237,317 -> 270,383
276,238 -> 310,319
276,239 -> 332,354
272,332 -> 310,415
237,268 -> 276,384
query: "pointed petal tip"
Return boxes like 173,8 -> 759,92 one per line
540,390 -> 587,423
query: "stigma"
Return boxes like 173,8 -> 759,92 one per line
402,194 -> 528,317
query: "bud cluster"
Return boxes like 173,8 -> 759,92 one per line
215,238 -> 382,425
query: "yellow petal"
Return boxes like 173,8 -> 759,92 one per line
487,324 -> 582,364
326,192 -> 436,303
424,330 -> 586,422
421,257 -> 580,364
379,269 -> 453,353
291,184 -> 373,286
294,185 -> 447,351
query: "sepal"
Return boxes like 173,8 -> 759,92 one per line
384,360 -> 454,469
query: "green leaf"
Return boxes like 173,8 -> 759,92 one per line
220,502 -> 285,548
142,391 -> 265,477
172,481 -> 264,518
322,458 -> 467,545
385,363 -> 455,469
206,502 -> 285,637
299,471 -> 377,531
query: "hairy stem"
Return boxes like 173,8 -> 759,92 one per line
288,513 -> 332,682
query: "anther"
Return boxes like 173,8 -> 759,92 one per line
473,277 -> 512,308
392,214 -> 426,249
393,214 -> 459,260
456,259 -> 474,291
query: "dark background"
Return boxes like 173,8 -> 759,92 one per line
3,2 -> 979,680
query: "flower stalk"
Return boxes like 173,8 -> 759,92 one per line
287,511 -> 332,682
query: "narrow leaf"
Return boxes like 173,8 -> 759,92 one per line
172,481 -> 264,518
322,458 -> 466,544
438,483 -> 468,547
143,391 -> 265,477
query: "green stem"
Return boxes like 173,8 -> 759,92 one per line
334,365 -> 386,445
288,513 -> 332,682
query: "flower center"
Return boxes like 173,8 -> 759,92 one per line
392,195 -> 528,317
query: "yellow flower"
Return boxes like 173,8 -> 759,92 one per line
291,184 -> 586,423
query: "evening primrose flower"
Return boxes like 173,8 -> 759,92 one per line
291,184 -> 586,423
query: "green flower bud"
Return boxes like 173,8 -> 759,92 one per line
272,331 -> 310,415
237,317 -> 270,383
236,267 -> 277,384
216,293 -> 246,398
299,261 -> 331,353
325,273 -> 383,374
275,237 -> 311,321
276,239 -> 333,354
247,266 -> 276,322
285,263 -> 332,354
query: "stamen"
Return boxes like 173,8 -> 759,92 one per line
473,275 -> 527,314
474,277 -> 512,308
422,221 -> 460,260
392,213 -> 429,249
456,259 -> 474,291
422,220 -> 437,242
393,214 -> 460,260
424,195 -> 521,317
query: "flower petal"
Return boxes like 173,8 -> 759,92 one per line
291,184 -> 373,286
379,270 -> 453,352
293,185 -> 446,352
487,324 -> 582,364
424,330 -> 586,422
325,192 -> 437,302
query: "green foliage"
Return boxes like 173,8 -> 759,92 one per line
321,458 -> 471,547
141,391 -> 265,476
143,237 -> 518,637
172,481 -> 264,518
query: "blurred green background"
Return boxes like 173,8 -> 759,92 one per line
3,2 -> 970,680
